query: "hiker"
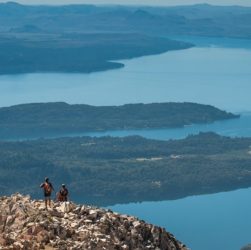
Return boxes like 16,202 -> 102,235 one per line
40,177 -> 54,209
57,184 -> 69,202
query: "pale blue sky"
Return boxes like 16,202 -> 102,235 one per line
1,0 -> 251,6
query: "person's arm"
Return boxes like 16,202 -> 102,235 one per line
50,183 -> 55,192
40,183 -> 44,188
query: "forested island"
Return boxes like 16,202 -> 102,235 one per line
0,2 -> 251,74
0,102 -> 238,140
0,132 -> 251,206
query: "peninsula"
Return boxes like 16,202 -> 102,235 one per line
0,33 -> 192,75
0,102 -> 238,140
1,3 -> 251,74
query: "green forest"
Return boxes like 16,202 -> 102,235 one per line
0,132 -> 251,206
0,33 -> 191,74
0,102 -> 238,139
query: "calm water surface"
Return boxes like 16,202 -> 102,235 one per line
9,113 -> 251,141
1,38 -> 251,250
0,40 -> 251,112
80,112 -> 251,140
109,188 -> 251,250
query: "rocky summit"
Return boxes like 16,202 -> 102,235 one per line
241,245 -> 251,250
0,194 -> 188,250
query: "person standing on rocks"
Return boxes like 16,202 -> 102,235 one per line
57,184 -> 69,202
40,177 -> 54,209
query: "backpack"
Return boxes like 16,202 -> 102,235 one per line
44,182 -> 52,194
60,188 -> 68,197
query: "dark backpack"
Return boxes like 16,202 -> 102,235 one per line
60,188 -> 68,196
44,182 -> 52,194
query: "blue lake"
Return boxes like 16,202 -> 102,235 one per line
8,113 -> 251,142
1,37 -> 251,250
0,38 -> 251,113
109,187 -> 251,250
79,112 -> 251,140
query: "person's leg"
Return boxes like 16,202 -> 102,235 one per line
45,197 -> 48,209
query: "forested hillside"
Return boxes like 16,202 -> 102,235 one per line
0,102 -> 238,139
0,132 -> 251,205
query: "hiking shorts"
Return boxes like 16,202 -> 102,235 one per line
44,192 -> 51,198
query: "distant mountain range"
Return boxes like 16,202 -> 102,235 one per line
0,2 -> 250,74
0,2 -> 250,38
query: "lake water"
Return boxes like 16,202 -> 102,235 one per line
0,38 -> 251,113
1,37 -> 251,250
10,112 -> 251,141
79,112 -> 251,140
109,187 -> 251,250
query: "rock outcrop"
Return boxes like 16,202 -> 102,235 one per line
241,245 -> 251,250
0,194 -> 188,250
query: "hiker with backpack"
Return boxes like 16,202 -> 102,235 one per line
40,177 -> 54,209
57,184 -> 69,202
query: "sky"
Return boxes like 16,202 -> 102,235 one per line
1,0 -> 251,6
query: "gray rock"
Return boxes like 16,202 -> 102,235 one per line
241,244 -> 251,250
0,193 -> 188,250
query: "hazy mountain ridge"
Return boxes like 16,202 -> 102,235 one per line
0,2 -> 250,38
0,2 -> 250,74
